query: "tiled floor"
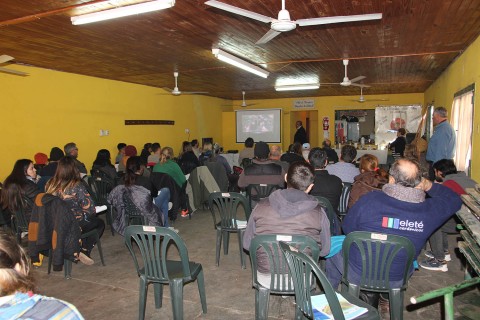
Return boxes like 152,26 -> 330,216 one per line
33,209 -> 479,319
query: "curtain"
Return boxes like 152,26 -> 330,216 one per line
450,91 -> 474,171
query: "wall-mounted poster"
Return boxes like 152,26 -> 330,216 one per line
375,105 -> 422,149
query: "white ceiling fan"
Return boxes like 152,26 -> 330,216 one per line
349,86 -> 389,103
0,55 -> 29,76
320,59 -> 367,87
238,91 -> 257,107
162,72 -> 208,96
205,0 -> 382,44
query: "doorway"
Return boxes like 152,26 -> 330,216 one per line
291,110 -> 318,147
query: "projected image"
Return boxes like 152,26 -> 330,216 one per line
242,114 -> 273,133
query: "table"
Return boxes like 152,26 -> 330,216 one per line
335,148 -> 388,164
458,188 -> 480,277
219,153 -> 239,168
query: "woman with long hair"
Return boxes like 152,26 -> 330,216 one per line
45,157 -> 105,261
347,154 -> 389,209
152,147 -> 186,188
280,142 -> 305,164
91,149 -> 117,185
0,230 -> 84,319
1,159 -> 40,223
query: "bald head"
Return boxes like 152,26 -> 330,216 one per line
389,159 -> 422,187
269,145 -> 282,160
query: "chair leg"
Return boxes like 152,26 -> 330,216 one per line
169,279 -> 184,320
238,230 -> 246,269
108,207 -> 115,236
216,229 -> 222,266
94,235 -> 106,266
223,231 -> 230,255
153,283 -> 163,309
47,250 -> 53,274
64,259 -> 72,279
196,268 -> 207,314
389,289 -> 404,320
139,277 -> 148,320
255,287 -> 270,320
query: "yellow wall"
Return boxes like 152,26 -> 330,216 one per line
222,93 -> 424,152
0,66 -> 229,180
425,35 -> 480,181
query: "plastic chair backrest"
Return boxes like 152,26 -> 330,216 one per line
90,179 -> 113,206
124,225 -> 192,282
338,182 -> 352,216
314,196 -> 340,236
208,192 -> 250,229
249,234 -> 320,294
122,192 -> 146,226
342,231 -> 415,291
280,241 -> 346,320
246,184 -> 280,209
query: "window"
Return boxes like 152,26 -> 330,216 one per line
450,85 -> 475,172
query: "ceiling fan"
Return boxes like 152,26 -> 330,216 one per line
161,72 -> 208,96
237,91 -> 257,107
320,59 -> 367,87
0,55 -> 29,76
349,86 -> 389,103
205,0 -> 382,44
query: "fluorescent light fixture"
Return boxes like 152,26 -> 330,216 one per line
71,0 -> 175,25
212,48 -> 269,78
275,84 -> 320,91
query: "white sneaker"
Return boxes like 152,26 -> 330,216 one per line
168,202 -> 173,210
424,250 -> 451,262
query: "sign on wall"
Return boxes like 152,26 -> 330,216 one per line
293,99 -> 315,109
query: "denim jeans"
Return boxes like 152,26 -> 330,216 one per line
153,188 -> 171,227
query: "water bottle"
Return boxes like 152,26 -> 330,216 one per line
360,137 -> 365,147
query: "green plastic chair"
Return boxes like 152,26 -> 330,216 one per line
337,182 -> 352,220
122,192 -> 147,226
208,192 -> 251,269
124,225 -> 207,320
88,178 -> 115,236
246,184 -> 281,210
248,234 -> 320,320
341,231 -> 415,320
47,228 -> 106,279
279,242 -> 380,320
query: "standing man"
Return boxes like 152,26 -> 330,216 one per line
426,107 -> 456,180
64,142 -> 87,174
294,120 -> 308,145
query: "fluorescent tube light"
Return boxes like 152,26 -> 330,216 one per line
212,48 -> 269,78
275,84 -> 320,91
71,0 -> 175,25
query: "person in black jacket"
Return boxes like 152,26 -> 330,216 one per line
389,128 -> 407,158
294,120 -> 308,144
177,141 -> 200,175
1,159 -> 41,223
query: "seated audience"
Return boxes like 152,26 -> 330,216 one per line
243,161 -> 331,285
1,159 -> 41,223
326,158 -> 462,291
420,159 -> 477,271
268,145 -> 289,172
0,230 -> 84,319
64,142 -> 87,174
301,143 -> 311,161
147,142 -> 161,166
280,142 -> 305,164
39,147 -> 64,177
33,153 -> 48,171
177,141 -> 200,175
115,142 -> 126,165
91,149 -> 117,186
191,139 -> 201,158
46,157 -> 105,262
238,137 -> 255,164
348,154 -> 389,209
321,139 -> 339,163
238,141 -> 285,189
118,145 -> 137,173
152,147 -> 186,189
109,156 -> 168,233
308,148 -> 343,213
140,143 -> 152,165
326,145 -> 359,183
389,128 -> 407,158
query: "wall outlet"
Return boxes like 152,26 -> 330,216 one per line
99,129 -> 104,136
105,130 -> 109,136
185,128 -> 190,134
